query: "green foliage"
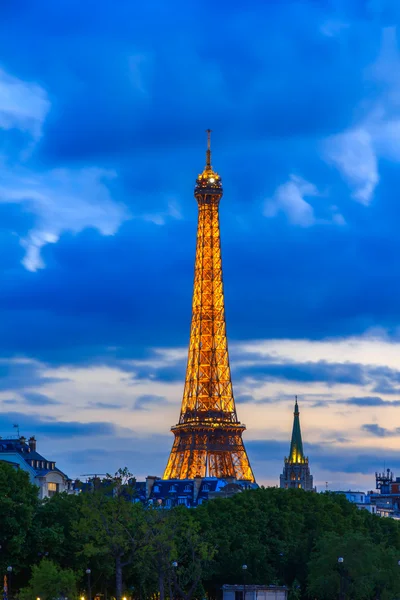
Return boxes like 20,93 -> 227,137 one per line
19,559 -> 77,600
73,469 -> 144,600
4,467 -> 400,600
0,461 -> 39,572
195,488 -> 400,598
32,492 -> 84,570
307,531 -> 400,600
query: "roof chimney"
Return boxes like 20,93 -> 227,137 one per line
146,476 -> 158,500
28,436 -> 37,452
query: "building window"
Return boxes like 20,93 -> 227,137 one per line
48,482 -> 59,497
178,498 -> 187,506
298,484 -> 301,489
166,499 -> 172,507
153,485 -> 160,493
235,592 -> 244,600
184,485 -> 191,492
203,484 -> 209,491
169,485 -> 176,493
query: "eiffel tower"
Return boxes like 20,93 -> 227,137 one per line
163,131 -> 255,481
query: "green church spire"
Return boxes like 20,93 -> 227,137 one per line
289,396 -> 305,464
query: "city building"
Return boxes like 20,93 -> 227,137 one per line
333,491 -> 377,515
222,585 -> 288,600
0,435 -> 71,499
76,474 -> 257,508
280,398 -> 314,491
163,131 -> 254,484
332,470 -> 400,519
369,469 -> 400,519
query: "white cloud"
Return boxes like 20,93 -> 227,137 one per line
324,128 -> 379,205
264,175 -> 317,226
322,27 -> 400,204
0,165 -> 130,270
264,175 -> 345,227
0,67 -> 50,139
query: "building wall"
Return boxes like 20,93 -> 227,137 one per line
0,454 -> 69,499
223,587 -> 287,600
280,463 -> 314,491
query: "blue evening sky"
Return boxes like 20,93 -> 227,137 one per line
1,0 -> 400,489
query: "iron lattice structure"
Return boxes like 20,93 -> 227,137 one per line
163,131 -> 255,482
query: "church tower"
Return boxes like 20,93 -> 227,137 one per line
163,131 -> 254,482
280,397 -> 314,491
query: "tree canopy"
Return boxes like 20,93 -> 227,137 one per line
2,465 -> 400,600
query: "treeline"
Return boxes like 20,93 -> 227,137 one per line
2,463 -> 400,600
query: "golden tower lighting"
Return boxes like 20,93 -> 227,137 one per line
163,130 -> 255,482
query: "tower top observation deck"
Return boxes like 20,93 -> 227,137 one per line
194,129 -> 223,199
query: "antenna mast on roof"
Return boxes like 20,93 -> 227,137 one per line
13,424 -> 20,437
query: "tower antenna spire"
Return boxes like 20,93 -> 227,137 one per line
206,128 -> 212,168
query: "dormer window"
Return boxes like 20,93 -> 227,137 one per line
154,485 -> 160,493
184,485 -> 191,492
169,485 -> 176,493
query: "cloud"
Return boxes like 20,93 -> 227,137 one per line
0,359 -> 66,391
322,28 -> 400,205
234,359 -> 366,385
0,411 -> 133,439
264,175 -> 318,226
362,423 -> 400,437
248,438 -> 400,476
133,394 -> 167,411
323,128 -> 379,205
23,392 -> 61,406
337,396 -> 400,407
264,175 -> 345,227
0,165 -> 130,270
0,67 -> 50,139
86,401 -> 124,410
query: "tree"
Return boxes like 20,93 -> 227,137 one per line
0,462 -> 39,576
19,559 -> 77,600
74,468 -> 145,600
139,506 -> 215,600
31,492 -> 83,571
169,507 -> 216,600
307,531 -> 400,600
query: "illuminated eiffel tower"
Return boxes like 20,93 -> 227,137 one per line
163,131 -> 255,482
